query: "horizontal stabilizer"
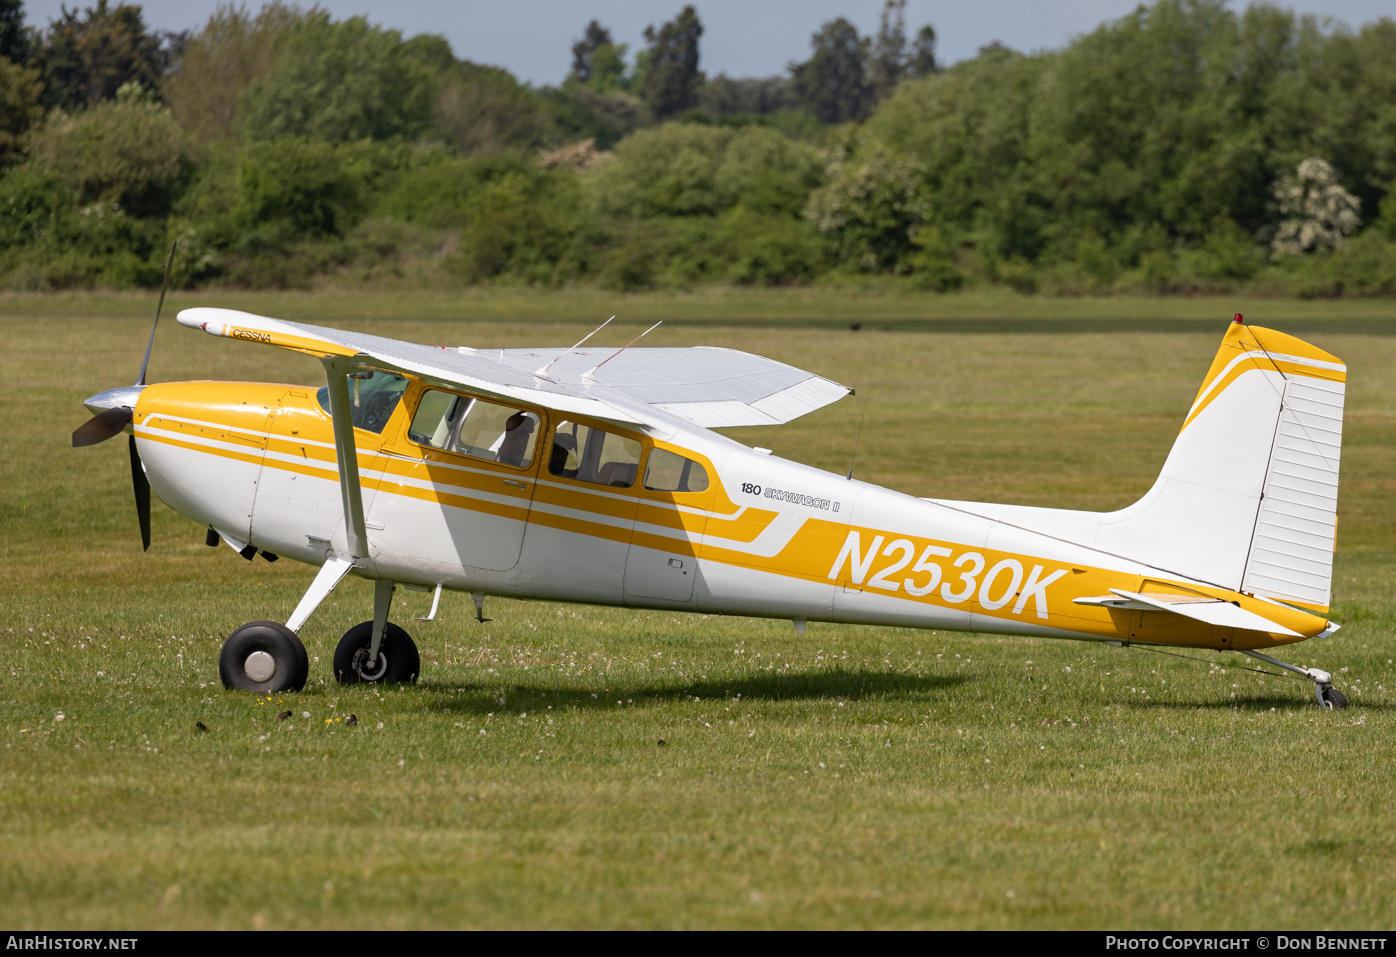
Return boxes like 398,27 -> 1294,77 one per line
1073,588 -> 1302,636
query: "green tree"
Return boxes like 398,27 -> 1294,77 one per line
434,60 -> 557,155
164,2 -> 304,142
1,0 -> 30,64
698,74 -> 795,118
791,18 -> 869,124
850,45 -> 1045,260
571,20 -> 611,82
638,6 -> 703,120
0,55 -> 42,166
868,0 -> 906,102
907,25 -> 937,78
236,13 -> 438,143
540,84 -> 646,150
32,0 -> 165,111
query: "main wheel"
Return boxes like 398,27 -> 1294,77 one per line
1319,686 -> 1348,710
218,621 -> 309,692
333,621 -> 419,684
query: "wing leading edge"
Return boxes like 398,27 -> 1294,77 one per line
176,308 -> 850,430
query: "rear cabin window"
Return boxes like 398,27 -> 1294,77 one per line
548,421 -> 642,488
408,390 -> 539,469
316,370 -> 408,434
643,448 -> 710,493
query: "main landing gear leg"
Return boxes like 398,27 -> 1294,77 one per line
369,580 -> 394,667
333,579 -> 420,685
218,555 -> 356,693
1241,650 -> 1347,710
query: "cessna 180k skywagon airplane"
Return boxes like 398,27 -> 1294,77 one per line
73,297 -> 1349,708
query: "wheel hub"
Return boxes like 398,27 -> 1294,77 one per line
244,650 -> 276,683
352,646 -> 389,682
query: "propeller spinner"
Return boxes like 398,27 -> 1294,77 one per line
71,241 -> 176,551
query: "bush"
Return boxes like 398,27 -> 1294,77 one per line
376,151 -> 526,229
453,172 -> 587,283
804,139 -> 926,271
1280,231 -> 1396,298
723,208 -> 828,285
590,123 -> 823,220
0,165 -> 68,249
234,138 -> 374,240
26,89 -> 194,217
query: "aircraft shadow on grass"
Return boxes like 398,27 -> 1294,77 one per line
1127,692 -> 1394,713
423,668 -> 966,715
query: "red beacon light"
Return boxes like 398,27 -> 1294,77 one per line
1233,313 -> 1244,324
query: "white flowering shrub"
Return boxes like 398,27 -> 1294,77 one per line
1271,158 -> 1362,259
804,141 -> 926,271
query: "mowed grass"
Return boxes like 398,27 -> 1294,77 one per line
3,290 -> 1395,929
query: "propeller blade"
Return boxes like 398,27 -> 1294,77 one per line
71,406 -> 133,448
136,240 -> 178,387
129,435 -> 151,551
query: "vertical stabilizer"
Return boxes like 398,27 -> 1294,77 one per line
1107,322 -> 1346,607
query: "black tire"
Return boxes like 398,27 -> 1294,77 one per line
1320,686 -> 1348,710
218,621 -> 309,693
333,621 -> 419,685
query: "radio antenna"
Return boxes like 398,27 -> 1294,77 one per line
535,316 -> 614,378
846,412 -> 865,481
582,321 -> 662,381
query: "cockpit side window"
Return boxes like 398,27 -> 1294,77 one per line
408,389 -> 539,469
548,420 -> 642,488
315,370 -> 408,434
643,448 -> 710,492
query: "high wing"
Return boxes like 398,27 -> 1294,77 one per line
176,308 -> 850,431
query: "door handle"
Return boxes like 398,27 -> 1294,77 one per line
503,479 -> 528,489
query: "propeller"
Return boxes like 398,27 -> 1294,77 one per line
129,433 -> 152,550
71,240 -> 176,551
71,406 -> 133,447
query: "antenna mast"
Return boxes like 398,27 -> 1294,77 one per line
846,413 -> 865,481
534,316 -> 614,379
582,321 -> 662,381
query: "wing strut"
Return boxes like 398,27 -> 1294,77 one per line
286,556 -> 355,633
321,357 -> 370,560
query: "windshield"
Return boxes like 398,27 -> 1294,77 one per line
316,370 -> 408,434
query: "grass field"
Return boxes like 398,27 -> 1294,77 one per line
3,288 -> 1395,929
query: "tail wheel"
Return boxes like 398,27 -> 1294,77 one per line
1319,686 -> 1347,710
218,621 -> 309,693
333,621 -> 419,685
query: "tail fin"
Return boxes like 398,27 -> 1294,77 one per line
928,321 -> 1346,611
1099,321 -> 1345,609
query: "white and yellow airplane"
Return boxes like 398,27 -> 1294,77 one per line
73,304 -> 1349,708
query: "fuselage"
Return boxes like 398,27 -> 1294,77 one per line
131,377 -> 1327,651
